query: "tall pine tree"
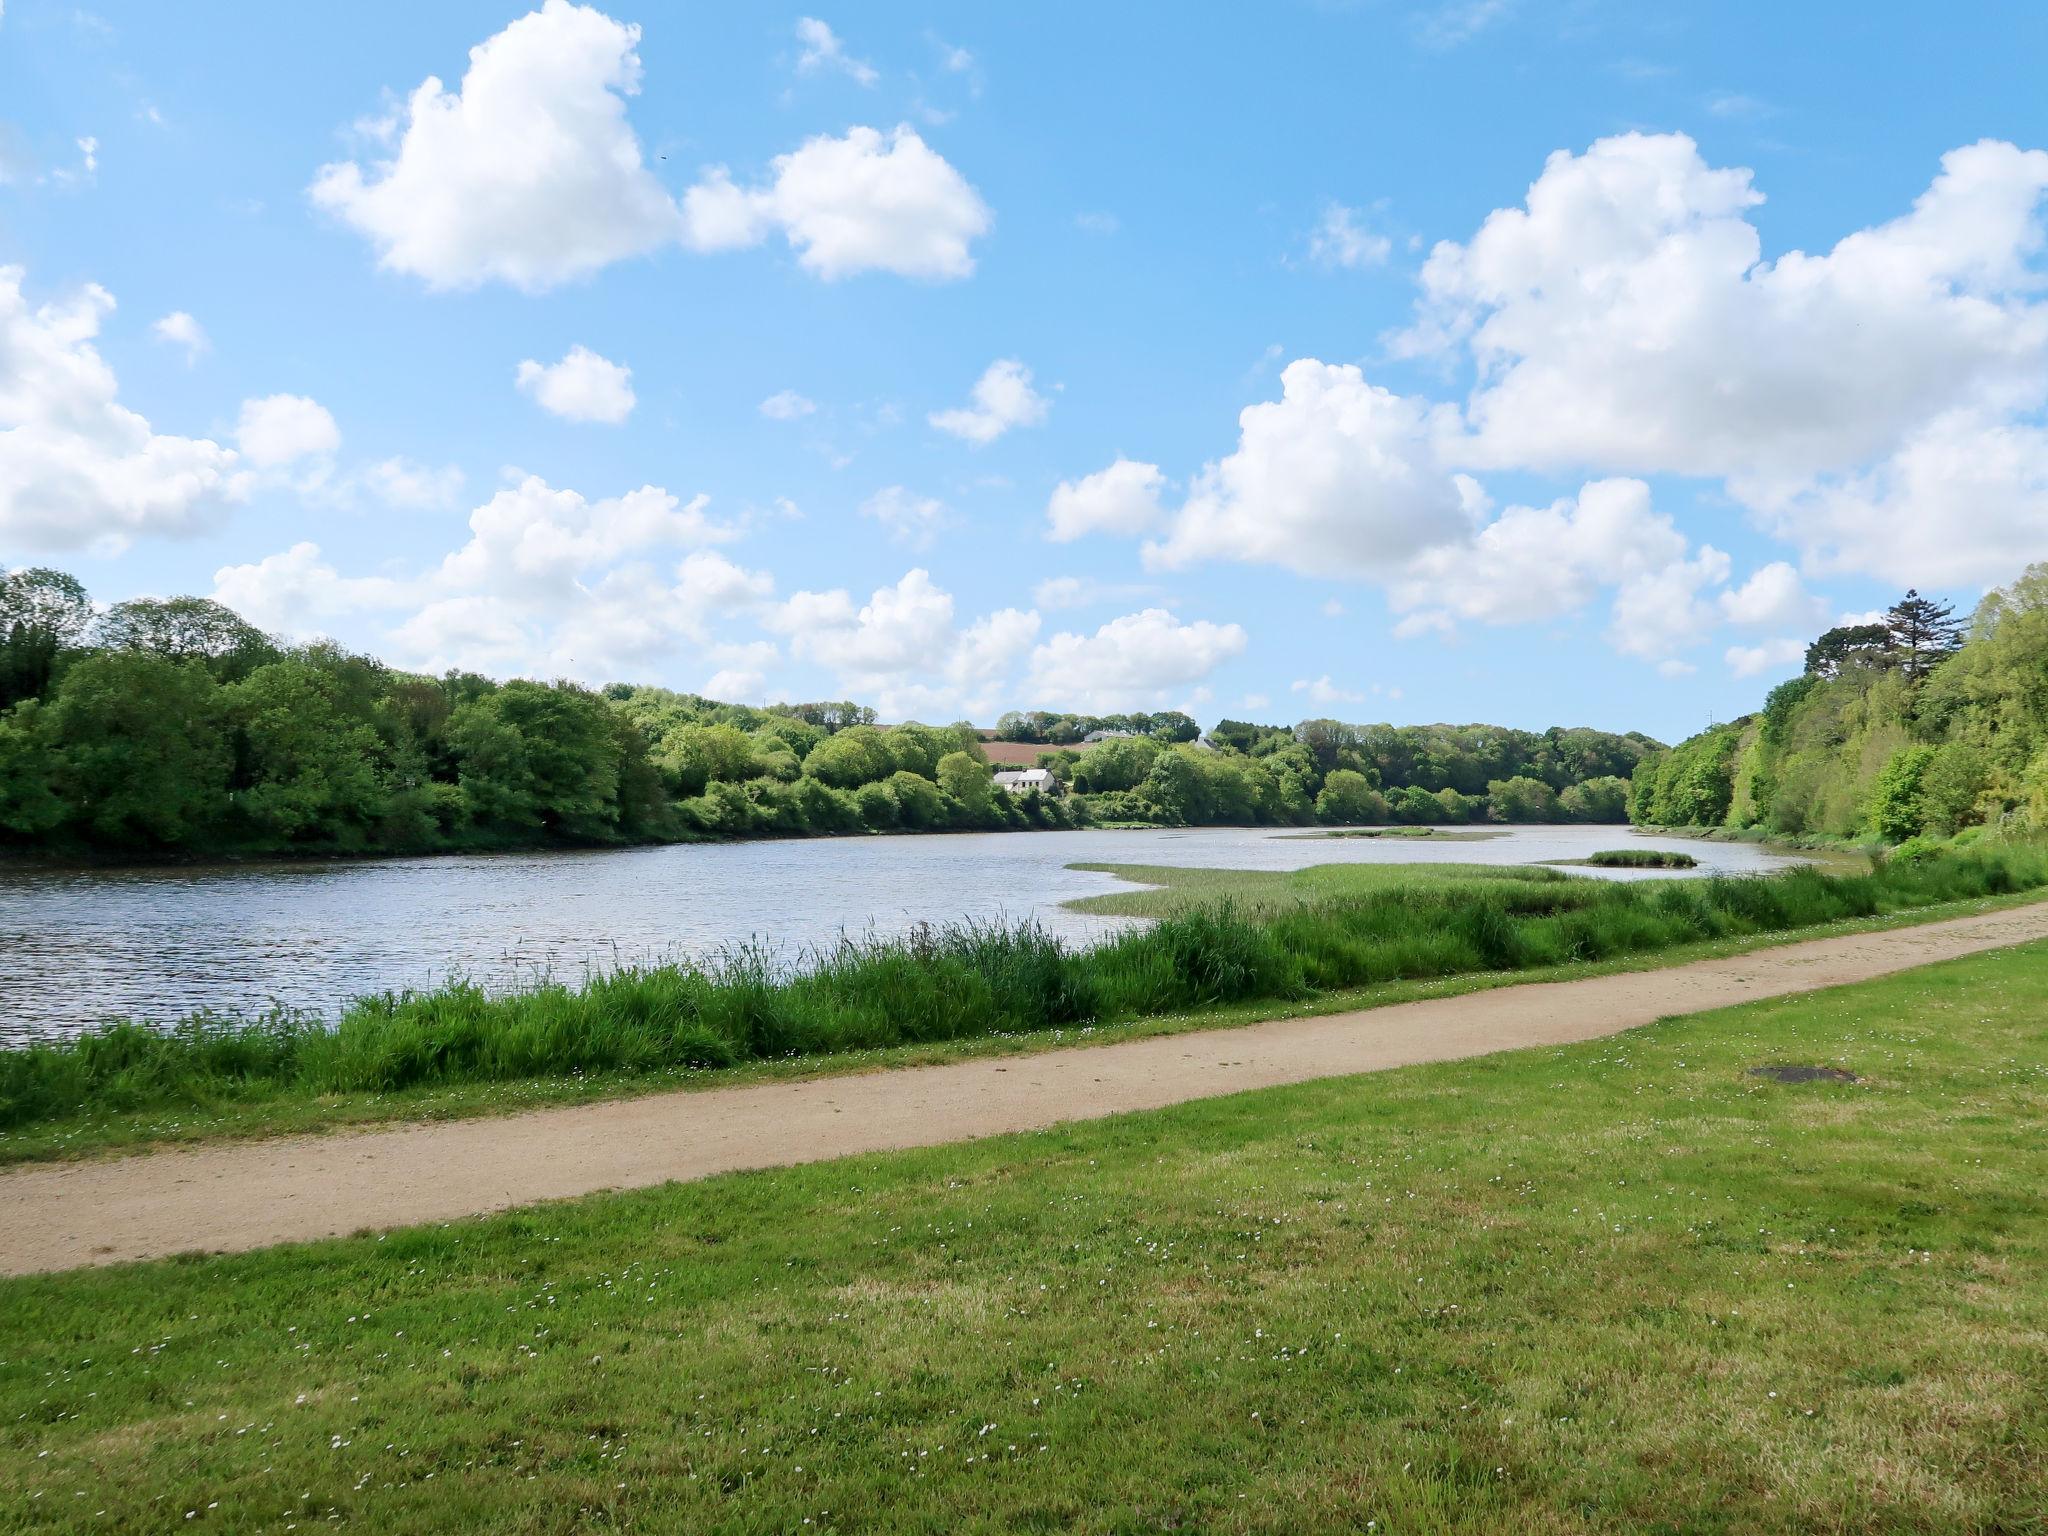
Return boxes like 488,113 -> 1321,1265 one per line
1885,589 -> 1965,680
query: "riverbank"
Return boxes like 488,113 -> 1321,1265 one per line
4,842 -> 2044,1164
4,938 -> 2043,1528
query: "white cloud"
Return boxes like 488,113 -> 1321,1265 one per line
211,542 -> 408,635
1307,203 -> 1390,269
936,39 -> 973,73
1022,608 -> 1247,713
1391,477 -> 1685,629
1725,637 -> 1806,679
310,1 -> 684,291
759,388 -> 816,420
683,125 -> 990,281
1291,674 -> 1365,706
1745,409 -> 2048,586
1045,457 -> 1163,541
235,394 -> 340,467
515,344 -> 635,423
674,548 -> 773,609
1031,575 -> 1163,611
211,469 -> 762,681
768,567 -> 1031,718
1145,359 -> 1472,578
150,310 -> 208,363
1717,560 -> 1826,630
437,475 -> 736,598
0,267 -> 244,551
1416,0 -> 1513,49
859,484 -> 949,548
1605,545 -> 1732,663
1403,134 -> 2048,485
1321,599 -> 1345,618
1074,211 -> 1120,236
794,18 -> 876,86
363,455 -> 465,510
930,358 -> 1049,444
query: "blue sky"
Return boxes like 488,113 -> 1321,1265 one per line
2,1 -> 2046,743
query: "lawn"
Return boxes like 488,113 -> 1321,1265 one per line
3,941 -> 2044,1533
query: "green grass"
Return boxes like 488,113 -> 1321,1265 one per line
5,942 -> 2046,1533
5,842 -> 2047,1164
1062,860 -> 1569,919
1583,849 -> 1699,870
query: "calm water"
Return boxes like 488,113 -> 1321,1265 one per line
0,825 -> 1808,1042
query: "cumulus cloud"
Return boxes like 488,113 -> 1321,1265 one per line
150,310 -> 208,363
768,567 -> 1034,719
859,484 -> 948,548
1291,675 -> 1366,706
363,455 -> 465,510
1045,457 -> 1165,541
236,394 -> 340,467
309,1 -> 684,291
1402,133 -> 2048,484
793,17 -> 876,86
217,474 -> 760,679
930,358 -> 1049,444
211,542 -> 408,634
1021,608 -> 1247,713
515,344 -> 635,423
1145,359 -> 1472,578
683,125 -> 990,280
1716,560 -> 1827,630
1725,637 -> 1807,679
1306,203 -> 1390,269
0,267 -> 244,551
759,388 -> 816,420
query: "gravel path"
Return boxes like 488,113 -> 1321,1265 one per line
6,902 -> 2046,1277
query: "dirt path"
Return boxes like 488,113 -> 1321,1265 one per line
7,902 -> 2048,1278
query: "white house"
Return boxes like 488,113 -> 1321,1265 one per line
992,767 -> 1063,797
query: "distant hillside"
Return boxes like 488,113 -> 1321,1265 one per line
1628,567 -> 2048,842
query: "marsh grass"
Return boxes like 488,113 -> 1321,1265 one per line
1585,848 -> 1698,869
4,840 -> 2046,1142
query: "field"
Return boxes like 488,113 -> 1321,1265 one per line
4,940 -> 2044,1532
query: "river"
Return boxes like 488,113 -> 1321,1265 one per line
0,825 -> 1807,1042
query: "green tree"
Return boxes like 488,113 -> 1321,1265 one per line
1487,775 -> 1561,822
1314,768 -> 1383,824
95,596 -> 278,680
0,701 -> 64,835
1803,623 -> 1891,679
1868,744 -> 1936,840
936,751 -> 995,820
0,567 -> 92,708
225,660 -> 388,846
1885,590 -> 1965,681
45,652 -> 231,847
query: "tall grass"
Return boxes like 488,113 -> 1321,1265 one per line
5,839 -> 2045,1134
1586,848 -> 1698,868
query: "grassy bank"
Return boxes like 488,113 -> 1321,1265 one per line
5,942 -> 2046,1532
5,842 -> 2047,1157
1586,848 -> 1697,869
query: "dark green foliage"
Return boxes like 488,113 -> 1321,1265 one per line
1803,623 -> 1892,679
1885,589 -> 1965,680
7,838 -> 2043,1135
1585,848 -> 1697,868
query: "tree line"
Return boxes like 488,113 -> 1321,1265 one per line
1,566 -> 1659,860
1629,576 -> 2048,842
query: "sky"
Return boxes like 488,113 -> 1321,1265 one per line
2,1 -> 2046,744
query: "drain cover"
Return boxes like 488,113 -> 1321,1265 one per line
1748,1064 -> 1859,1084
